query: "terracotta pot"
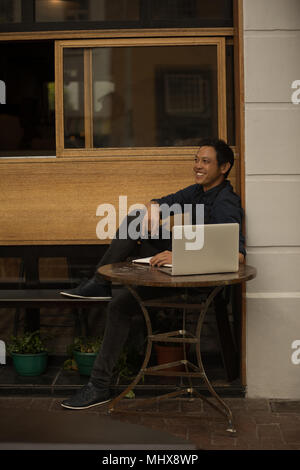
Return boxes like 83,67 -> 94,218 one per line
154,344 -> 188,371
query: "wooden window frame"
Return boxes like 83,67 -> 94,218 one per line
55,36 -> 227,159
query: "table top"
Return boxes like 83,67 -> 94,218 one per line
98,262 -> 256,288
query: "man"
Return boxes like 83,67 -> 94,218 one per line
60,138 -> 246,410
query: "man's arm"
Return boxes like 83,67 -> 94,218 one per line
141,185 -> 198,236
141,200 -> 160,237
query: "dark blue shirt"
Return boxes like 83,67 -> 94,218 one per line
152,180 -> 246,256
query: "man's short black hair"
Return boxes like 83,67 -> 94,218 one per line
198,138 -> 234,179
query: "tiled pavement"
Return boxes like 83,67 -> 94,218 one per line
1,395 -> 300,450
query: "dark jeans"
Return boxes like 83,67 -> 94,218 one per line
91,214 -> 173,390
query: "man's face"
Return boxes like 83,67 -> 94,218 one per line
193,146 -> 230,191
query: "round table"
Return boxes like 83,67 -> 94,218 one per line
98,262 -> 256,433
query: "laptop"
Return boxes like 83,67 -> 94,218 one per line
133,223 -> 239,276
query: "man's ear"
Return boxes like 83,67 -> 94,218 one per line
221,162 -> 231,175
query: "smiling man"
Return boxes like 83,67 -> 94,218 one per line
60,137 -> 246,410
147,138 -> 245,267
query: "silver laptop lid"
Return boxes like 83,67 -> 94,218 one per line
169,223 -> 239,275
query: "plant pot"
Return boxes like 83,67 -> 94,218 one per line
154,344 -> 188,372
73,350 -> 97,376
11,352 -> 48,376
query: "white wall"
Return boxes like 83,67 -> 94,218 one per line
243,0 -> 300,398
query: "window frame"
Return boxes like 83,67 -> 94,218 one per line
55,35 -> 227,159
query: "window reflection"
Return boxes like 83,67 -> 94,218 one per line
63,49 -> 85,148
88,45 -> 218,149
35,0 -> 139,22
0,0 -> 21,23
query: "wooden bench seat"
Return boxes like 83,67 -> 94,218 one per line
0,289 -> 112,308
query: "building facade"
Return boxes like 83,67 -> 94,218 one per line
0,0 -> 299,398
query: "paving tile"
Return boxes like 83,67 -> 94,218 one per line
259,438 -> 290,450
210,433 -> 237,448
280,422 -> 300,444
270,400 -> 300,413
157,399 -> 180,413
188,434 -> 212,450
1,396 -> 300,450
0,397 -> 33,409
141,415 -> 168,429
112,412 -> 142,426
257,424 -> 283,440
30,397 -> 53,411
246,399 -> 270,411
165,415 -> 210,426
223,397 -> 249,410
252,412 -> 283,425
161,424 -> 188,440
122,398 -> 159,413
180,398 -> 203,413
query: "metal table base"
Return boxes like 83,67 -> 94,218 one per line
108,284 -> 236,434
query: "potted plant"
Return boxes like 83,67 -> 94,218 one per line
67,336 -> 103,376
65,336 -> 136,398
7,331 -> 48,376
152,309 -> 189,372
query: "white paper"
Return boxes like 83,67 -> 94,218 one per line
132,257 -> 172,267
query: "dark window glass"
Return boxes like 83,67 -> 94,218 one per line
64,45 -> 218,148
0,41 -> 55,157
0,0 -> 22,23
35,0 -> 139,23
63,48 -> 85,148
150,0 -> 233,27
0,0 -> 232,30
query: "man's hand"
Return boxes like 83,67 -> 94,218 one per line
149,250 -> 172,267
141,201 -> 160,237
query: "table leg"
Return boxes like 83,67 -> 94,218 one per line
109,284 -> 236,433
194,285 -> 236,433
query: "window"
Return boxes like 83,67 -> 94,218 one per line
0,0 -> 232,31
150,0 -> 233,26
56,37 -> 228,157
0,41 -> 55,157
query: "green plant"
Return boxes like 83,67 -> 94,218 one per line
69,336 -> 103,354
64,336 -> 102,372
7,331 -> 48,355
64,336 -> 135,380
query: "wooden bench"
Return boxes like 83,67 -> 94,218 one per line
0,244 -> 108,333
0,288 -> 122,337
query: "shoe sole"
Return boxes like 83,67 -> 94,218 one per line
60,292 -> 112,300
61,398 -> 111,410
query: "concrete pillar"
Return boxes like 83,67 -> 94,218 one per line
243,0 -> 300,398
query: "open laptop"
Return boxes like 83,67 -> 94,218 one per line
133,223 -> 239,276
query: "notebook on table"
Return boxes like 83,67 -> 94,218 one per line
132,223 -> 239,276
